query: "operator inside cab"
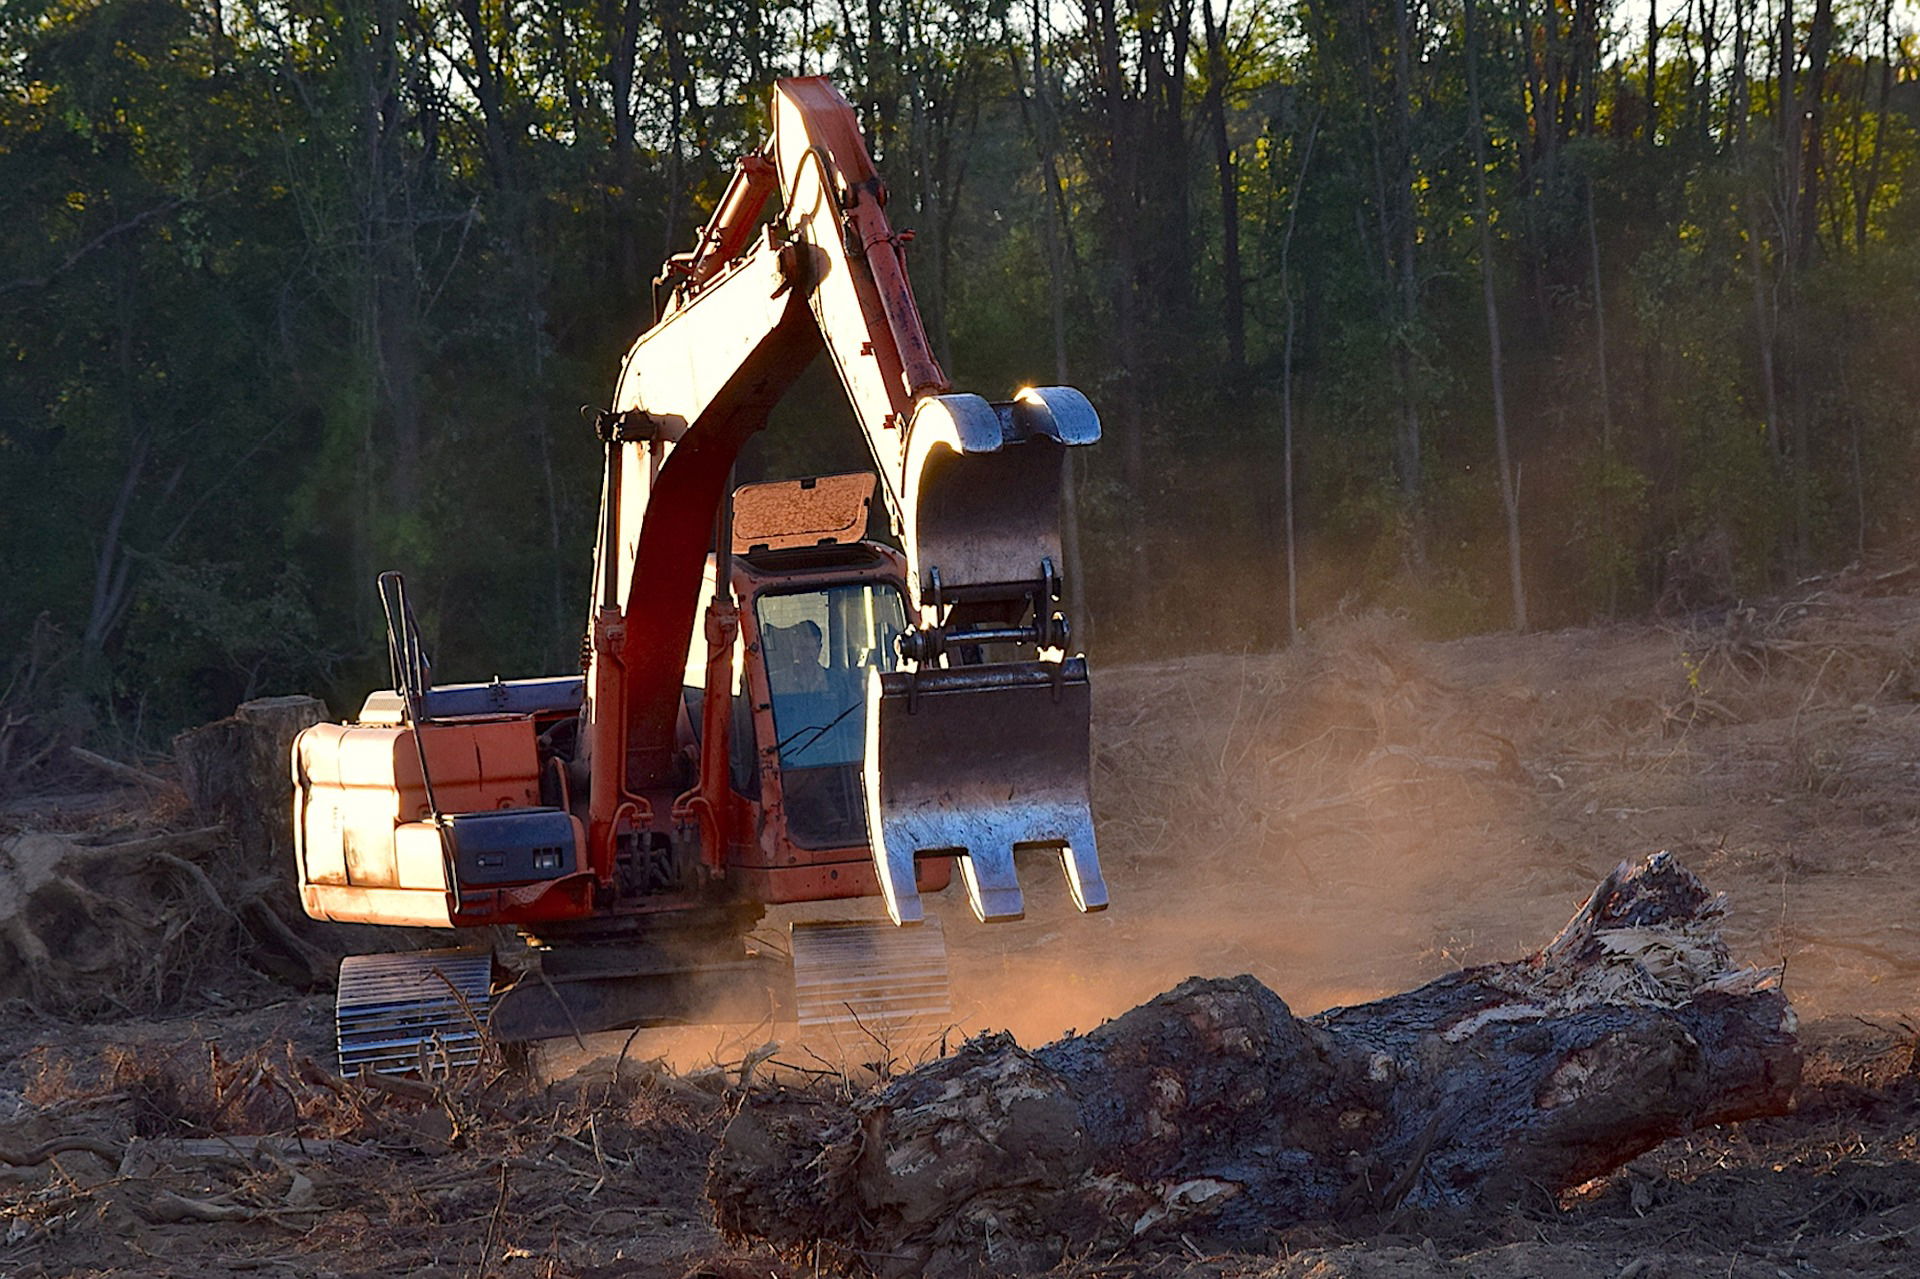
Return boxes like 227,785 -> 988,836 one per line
769,620 -> 828,693
762,616 -> 852,765
757,585 -> 906,846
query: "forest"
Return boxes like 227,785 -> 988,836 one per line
1,0 -> 1916,751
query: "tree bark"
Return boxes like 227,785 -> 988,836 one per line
710,854 -> 1798,1277
456,0 -> 512,191
1786,0 -> 1834,567
1798,0 -> 1834,269
1014,0 -> 1091,648
1587,179 -> 1620,617
1389,0 -> 1424,526
1646,0 -> 1659,145
174,695 -> 328,860
1278,115 -> 1321,640
1080,0 -> 1148,588
600,0 -> 643,300
1854,0 -> 1893,252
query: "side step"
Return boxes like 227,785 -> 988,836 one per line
336,947 -> 493,1077
790,917 -> 950,1042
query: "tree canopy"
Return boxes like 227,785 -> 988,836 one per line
3,0 -> 1917,747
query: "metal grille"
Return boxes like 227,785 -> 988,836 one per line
336,947 -> 493,1077
790,917 -> 950,1035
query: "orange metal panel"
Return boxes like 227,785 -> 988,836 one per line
296,718 -> 540,886
293,715 -> 596,929
311,717 -> 541,822
303,882 -> 454,928
299,820 -> 594,928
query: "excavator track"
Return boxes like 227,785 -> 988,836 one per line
335,947 -> 493,1077
291,79 -> 1107,1063
790,917 -> 950,1048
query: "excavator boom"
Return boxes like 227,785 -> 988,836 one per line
588,76 -> 1106,924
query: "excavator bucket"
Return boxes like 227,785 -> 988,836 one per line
864,658 -> 1107,925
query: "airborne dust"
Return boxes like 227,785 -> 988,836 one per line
581,576 -> 1920,1074
940,597 -> 1920,1048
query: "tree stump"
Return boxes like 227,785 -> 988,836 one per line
709,853 -> 1800,1276
173,694 -> 327,859
173,695 -> 341,987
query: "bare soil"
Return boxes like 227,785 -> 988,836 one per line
3,552 -> 1919,1277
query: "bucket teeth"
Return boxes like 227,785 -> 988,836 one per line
865,658 -> 1108,925
956,845 -> 1025,922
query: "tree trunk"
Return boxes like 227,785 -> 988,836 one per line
601,0 -> 643,300
1144,0 -> 1196,329
1781,0 -> 1833,569
658,0 -> 686,262
1202,0 -> 1243,372
1798,0 -> 1834,269
710,855 -> 1799,1277
1389,0 -> 1424,529
1646,0 -> 1659,145
1026,0 -> 1070,387
1854,0 -> 1893,251
174,695 -> 328,861
1081,0 -> 1149,591
456,0 -> 512,191
1278,116 -> 1321,640
1587,180 -> 1620,617
1015,0 -> 1091,648
368,0 -> 421,514
83,430 -> 148,659
1465,0 -> 1527,631
1694,0 -> 1720,148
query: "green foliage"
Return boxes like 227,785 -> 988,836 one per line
1568,448 -> 1653,618
4,0 -> 1919,746
120,559 -> 330,723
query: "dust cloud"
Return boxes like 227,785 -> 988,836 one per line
930,592 -> 1920,1047
937,613 -> 1562,1047
552,584 -> 1920,1074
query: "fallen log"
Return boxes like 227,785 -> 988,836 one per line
66,745 -> 177,794
708,853 -> 1799,1277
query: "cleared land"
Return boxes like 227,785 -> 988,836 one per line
3,553 -> 1919,1277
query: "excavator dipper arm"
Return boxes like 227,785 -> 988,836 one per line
586,76 -> 1107,925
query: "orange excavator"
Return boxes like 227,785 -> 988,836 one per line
290,78 -> 1107,1072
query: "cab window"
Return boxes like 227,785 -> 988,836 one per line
755,582 -> 907,848
755,582 -> 906,769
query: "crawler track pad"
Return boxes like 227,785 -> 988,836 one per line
790,917 -> 950,1041
336,947 -> 492,1077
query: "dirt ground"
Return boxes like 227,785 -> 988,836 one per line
3,552 -> 1919,1277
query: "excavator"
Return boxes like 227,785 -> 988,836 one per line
290,77 -> 1108,1073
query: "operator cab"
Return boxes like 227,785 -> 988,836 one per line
753,576 -> 907,846
682,472 -> 912,855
